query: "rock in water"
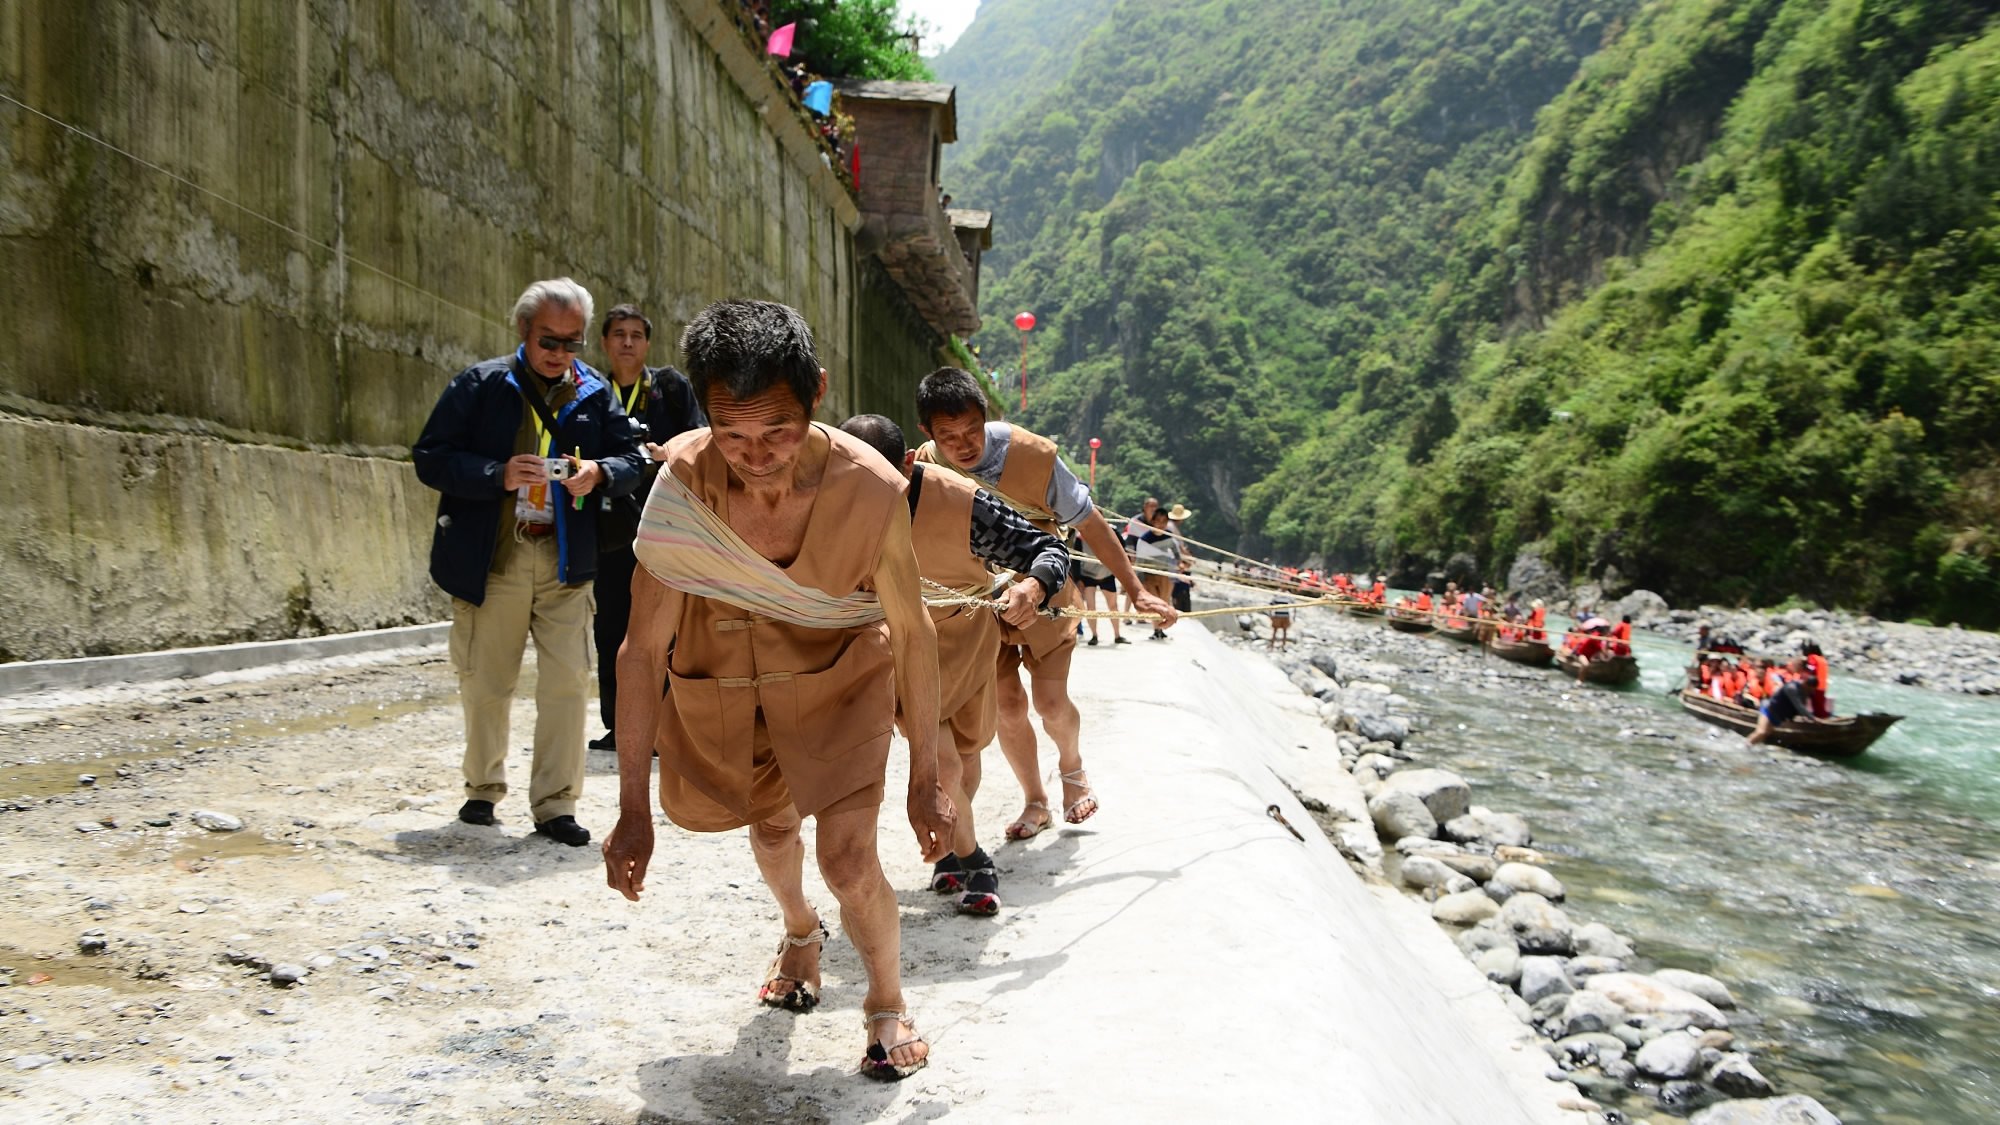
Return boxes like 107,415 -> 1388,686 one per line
1634,1030 -> 1702,1078
1310,652 -> 1340,680
1380,768 -> 1472,823
1355,712 -> 1410,748
1432,890 -> 1500,925
1557,990 -> 1628,1037
1369,791 -> 1437,841
1587,973 -> 1729,1029
1573,922 -> 1636,960
191,810 -> 244,833
1655,968 -> 1737,1009
1689,1094 -> 1842,1124
1499,893 -> 1576,955
1708,1054 -> 1775,1098
1398,854 -> 1459,891
1518,956 -> 1573,1005
1488,862 -> 1566,902
1436,851 -> 1497,882
1443,808 -> 1532,848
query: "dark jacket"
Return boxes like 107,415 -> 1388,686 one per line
597,365 -> 707,555
412,351 -> 646,604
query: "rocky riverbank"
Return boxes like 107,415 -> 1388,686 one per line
1205,595 -> 1846,1125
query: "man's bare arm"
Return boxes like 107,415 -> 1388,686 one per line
605,564 -> 681,900
1077,508 -> 1179,627
872,502 -> 953,861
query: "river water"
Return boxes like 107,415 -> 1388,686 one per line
1290,610 -> 2000,1122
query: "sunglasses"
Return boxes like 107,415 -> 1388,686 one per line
536,335 -> 586,354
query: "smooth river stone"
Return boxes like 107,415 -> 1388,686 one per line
1634,1030 -> 1702,1078
1432,889 -> 1499,925
1379,768 -> 1472,824
1518,956 -> 1573,1005
1476,943 -> 1521,985
1370,791 -> 1437,841
1443,808 -> 1532,848
1587,973 -> 1729,1029
1499,892 -> 1575,955
1573,922 -> 1636,960
1707,1054 -> 1775,1098
1654,968 -> 1738,1009
1688,1094 -> 1842,1125
1488,862 -> 1566,902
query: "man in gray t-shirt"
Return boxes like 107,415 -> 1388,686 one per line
913,368 -> 1177,842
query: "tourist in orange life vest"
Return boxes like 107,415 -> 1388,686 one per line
1525,599 -> 1548,643
1415,587 -> 1435,613
1610,615 -> 1633,657
1802,641 -> 1831,718
1370,577 -> 1388,605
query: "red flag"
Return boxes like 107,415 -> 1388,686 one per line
767,22 -> 796,56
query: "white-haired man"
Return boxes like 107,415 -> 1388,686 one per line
414,278 -> 646,846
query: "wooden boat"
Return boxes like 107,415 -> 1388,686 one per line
1347,602 -> 1386,618
1489,636 -> 1555,666
1435,616 -> 1493,644
1386,608 -> 1435,634
1556,650 -> 1640,685
1677,689 -> 1902,758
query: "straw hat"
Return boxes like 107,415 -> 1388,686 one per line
1167,503 -> 1193,521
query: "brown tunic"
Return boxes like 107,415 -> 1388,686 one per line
654,424 -> 905,831
909,464 -> 1000,757
916,424 -> 1080,662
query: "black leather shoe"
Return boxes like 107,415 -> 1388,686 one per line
588,733 -> 616,752
457,799 -> 498,826
534,815 -> 591,846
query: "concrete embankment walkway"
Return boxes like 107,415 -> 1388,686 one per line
0,622 -> 1584,1123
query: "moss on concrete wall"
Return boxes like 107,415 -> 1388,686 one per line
0,0 -> 944,659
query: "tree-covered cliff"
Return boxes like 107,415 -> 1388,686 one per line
952,0 -> 2000,625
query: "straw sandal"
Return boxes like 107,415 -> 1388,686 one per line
757,918 -> 829,1013
1003,799 -> 1052,841
860,1010 -> 929,1081
1060,768 -> 1099,824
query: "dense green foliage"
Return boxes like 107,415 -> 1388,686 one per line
774,0 -> 932,81
950,0 -> 2000,625
931,0 -> 1117,170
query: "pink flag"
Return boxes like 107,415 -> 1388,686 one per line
767,22 -> 796,56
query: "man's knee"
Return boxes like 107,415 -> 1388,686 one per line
749,811 -> 802,853
1030,679 -> 1076,719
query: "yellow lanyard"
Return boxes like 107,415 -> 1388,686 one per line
618,371 -> 646,420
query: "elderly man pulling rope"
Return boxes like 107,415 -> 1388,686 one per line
604,300 -> 952,1082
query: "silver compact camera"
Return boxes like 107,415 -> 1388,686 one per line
544,456 -> 575,481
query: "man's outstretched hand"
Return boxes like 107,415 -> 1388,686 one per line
1133,589 -> 1179,629
907,781 -> 957,863
603,812 -> 656,902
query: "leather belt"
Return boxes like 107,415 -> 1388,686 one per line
517,521 -> 555,538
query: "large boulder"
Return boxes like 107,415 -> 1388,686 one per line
1655,968 -> 1738,1010
1612,589 -> 1671,626
1633,1030 -> 1702,1078
1369,791 -> 1437,841
1518,956 -> 1573,1005
1587,973 -> 1729,1029
1499,892 -> 1575,955
1689,1095 -> 1842,1125
1506,544 -> 1568,604
1432,890 -> 1500,925
1380,768 -> 1471,824
1488,862 -> 1566,902
1443,808 -> 1532,848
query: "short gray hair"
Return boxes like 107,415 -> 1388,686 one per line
511,277 -> 594,337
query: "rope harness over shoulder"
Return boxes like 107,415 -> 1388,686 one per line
633,470 -> 886,629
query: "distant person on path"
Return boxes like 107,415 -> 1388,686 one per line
913,367 -> 1178,840
1269,597 -> 1294,649
1120,497 -> 1160,623
1071,536 -> 1128,645
839,414 -> 1070,915
1133,507 -> 1182,640
604,301 -> 952,1080
589,304 -> 706,753
412,278 -> 646,846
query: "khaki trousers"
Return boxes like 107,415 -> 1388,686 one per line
449,532 -> 592,821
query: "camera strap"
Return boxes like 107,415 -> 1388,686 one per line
511,359 -> 567,456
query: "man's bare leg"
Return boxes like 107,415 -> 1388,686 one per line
814,802 -> 927,1068
995,667 -> 1053,837
1031,677 -> 1094,821
933,723 -> 979,857
748,809 -> 824,998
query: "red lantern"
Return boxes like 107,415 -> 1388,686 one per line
1087,437 -> 1100,489
1013,311 -> 1036,332
1012,311 -> 1036,410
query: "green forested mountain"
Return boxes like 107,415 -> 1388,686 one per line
932,0 -> 1117,170
952,0 -> 2000,625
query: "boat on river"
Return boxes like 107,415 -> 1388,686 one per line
1556,650 -> 1640,685
1348,602 -> 1385,618
1435,617 -> 1492,644
1386,609 -> 1435,634
1489,636 -> 1555,666
1677,689 -> 1902,758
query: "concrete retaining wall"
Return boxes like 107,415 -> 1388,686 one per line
0,0 -> 944,660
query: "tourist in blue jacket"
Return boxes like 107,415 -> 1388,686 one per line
412,277 -> 645,847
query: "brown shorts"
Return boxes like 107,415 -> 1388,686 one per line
1142,573 -> 1174,602
658,711 -> 884,833
996,625 -> 1077,683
